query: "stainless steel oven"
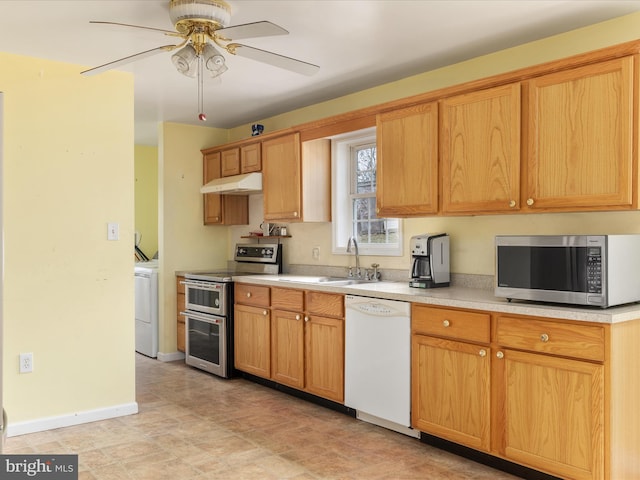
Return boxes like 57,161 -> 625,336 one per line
181,243 -> 282,378
181,278 -> 231,377
184,309 -> 228,377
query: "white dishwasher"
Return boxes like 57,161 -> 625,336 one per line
345,295 -> 419,438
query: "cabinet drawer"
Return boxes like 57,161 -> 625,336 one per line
305,291 -> 344,318
496,315 -> 605,362
235,283 -> 270,307
412,305 -> 490,344
271,287 -> 304,311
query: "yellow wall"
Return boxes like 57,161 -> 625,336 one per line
134,145 -> 158,259
157,122 -> 229,355
1,53 -> 136,427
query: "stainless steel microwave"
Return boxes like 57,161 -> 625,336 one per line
495,235 -> 640,308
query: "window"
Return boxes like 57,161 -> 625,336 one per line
331,128 -> 402,256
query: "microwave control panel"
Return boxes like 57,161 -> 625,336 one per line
586,247 -> 602,293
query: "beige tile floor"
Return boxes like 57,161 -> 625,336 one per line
4,354 -> 525,479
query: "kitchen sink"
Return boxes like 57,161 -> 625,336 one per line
277,275 -> 370,286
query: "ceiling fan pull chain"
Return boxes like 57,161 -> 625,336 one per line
198,55 -> 206,121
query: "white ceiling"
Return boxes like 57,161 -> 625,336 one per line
2,1 -> 640,145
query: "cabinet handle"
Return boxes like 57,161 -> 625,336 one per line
246,292 -> 252,298
263,310 -> 268,316
509,200 -> 516,208
526,198 -> 534,206
442,319 -> 450,327
540,333 -> 549,343
496,351 -> 504,359
295,314 -> 301,320
293,211 -> 299,217
479,349 -> 487,357
304,316 -> 309,322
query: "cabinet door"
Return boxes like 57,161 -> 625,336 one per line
411,335 -> 491,451
496,349 -> 604,480
377,102 -> 438,216
221,148 -> 241,176
304,315 -> 344,403
203,152 -> 223,224
441,83 -> 521,213
263,133 -> 302,221
241,143 -> 262,173
234,304 -> 271,378
526,56 -> 633,211
202,152 -> 249,225
271,309 -> 304,389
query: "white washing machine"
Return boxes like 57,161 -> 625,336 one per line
134,261 -> 158,358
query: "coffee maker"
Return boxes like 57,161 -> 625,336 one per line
409,233 -> 450,288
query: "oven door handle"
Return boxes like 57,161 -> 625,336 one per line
181,311 -> 223,324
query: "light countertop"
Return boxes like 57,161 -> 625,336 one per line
232,274 -> 640,324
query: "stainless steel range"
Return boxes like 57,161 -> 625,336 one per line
181,243 -> 282,377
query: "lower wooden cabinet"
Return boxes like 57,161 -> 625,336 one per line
304,314 -> 344,403
176,276 -> 186,352
411,335 -> 490,451
411,304 -> 639,480
234,303 -> 271,378
497,349 -> 604,480
271,308 -> 305,389
234,284 -> 344,403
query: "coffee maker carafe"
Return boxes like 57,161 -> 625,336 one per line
409,233 -> 450,288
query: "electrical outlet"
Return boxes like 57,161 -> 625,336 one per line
312,246 -> 320,261
19,353 -> 33,373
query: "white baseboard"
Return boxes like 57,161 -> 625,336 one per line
7,402 -> 139,437
156,351 -> 185,362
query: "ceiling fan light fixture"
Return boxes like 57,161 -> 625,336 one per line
202,43 -> 227,77
171,44 -> 198,77
169,0 -> 232,31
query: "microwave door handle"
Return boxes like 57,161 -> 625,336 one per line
182,281 -> 222,291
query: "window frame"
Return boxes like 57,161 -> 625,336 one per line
331,127 -> 403,257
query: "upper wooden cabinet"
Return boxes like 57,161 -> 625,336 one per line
221,148 -> 241,177
241,142 -> 262,173
202,42 -> 640,218
262,133 -> 331,222
440,83 -> 521,214
524,56 -> 634,212
376,102 -> 439,217
202,151 -> 248,225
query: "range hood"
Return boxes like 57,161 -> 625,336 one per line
200,172 -> 262,195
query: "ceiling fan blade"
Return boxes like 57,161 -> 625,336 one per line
217,21 -> 288,40
89,21 -> 177,35
228,43 -> 319,76
81,45 -> 176,76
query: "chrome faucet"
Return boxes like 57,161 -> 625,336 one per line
347,236 -> 361,278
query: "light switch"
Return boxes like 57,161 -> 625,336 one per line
108,222 -> 119,241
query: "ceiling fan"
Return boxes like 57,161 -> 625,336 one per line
81,0 -> 320,121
